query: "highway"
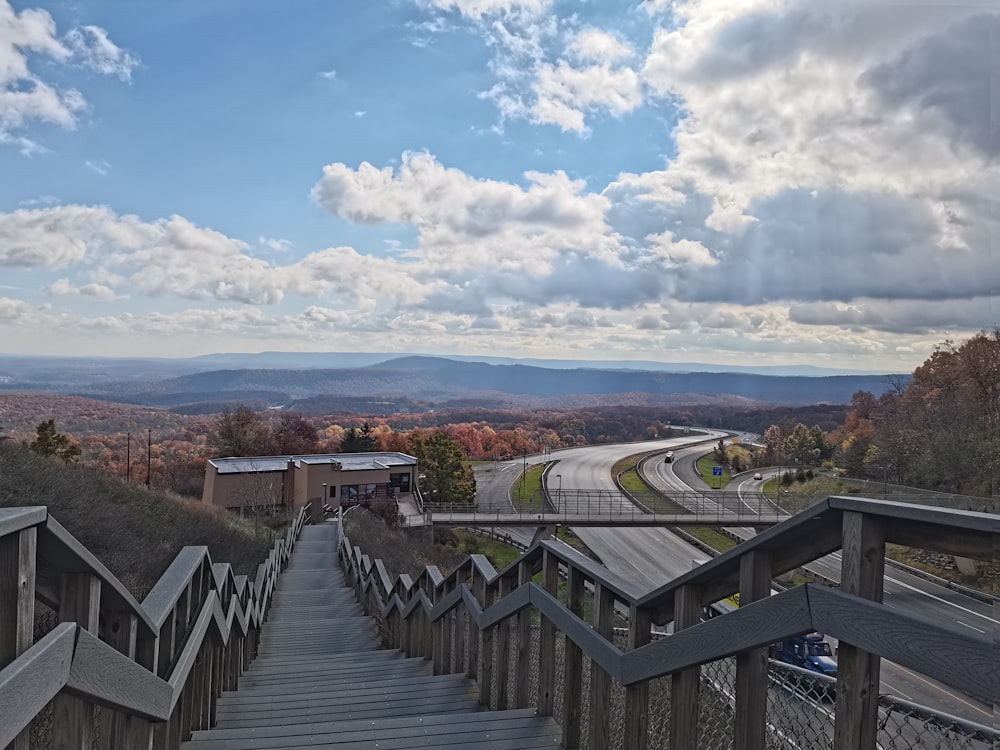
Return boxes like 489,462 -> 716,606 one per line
474,435 -> 997,725
641,444 -> 998,725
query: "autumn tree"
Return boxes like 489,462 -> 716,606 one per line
271,412 -> 318,455
30,420 -> 82,463
211,405 -> 272,457
410,430 -> 476,505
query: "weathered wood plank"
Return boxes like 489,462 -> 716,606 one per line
101,610 -> 138,750
834,510 -> 886,750
811,586 -> 997,702
53,572 -> 101,750
588,582 -> 614,750
670,584 -> 700,750
0,507 -> 46,540
536,549 -> 558,716
734,549 -> 772,750
495,575 -> 513,709
514,560 -> 532,709
562,564 -> 585,749
66,627 -> 171,721
621,585 -> 812,685
624,603 -> 652,750
0,623 -> 74,748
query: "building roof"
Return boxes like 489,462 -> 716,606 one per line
208,453 -> 417,474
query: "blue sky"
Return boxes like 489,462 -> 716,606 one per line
1,0 -> 996,372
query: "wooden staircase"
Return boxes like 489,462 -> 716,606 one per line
183,523 -> 560,749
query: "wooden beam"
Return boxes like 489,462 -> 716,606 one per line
514,560 -> 532,709
0,526 -> 37,750
624,603 -> 652,750
670,585 -> 700,750
562,564 -> 585,749
495,575 -> 513,709
589,582 -> 615,750
537,549 -> 558,717
0,623 -> 74,748
53,572 -> 101,750
478,574 -> 494,707
834,511 -> 886,750
734,550 -> 772,750
101,611 -> 138,750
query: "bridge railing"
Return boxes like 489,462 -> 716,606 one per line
339,496 -> 998,750
0,503 -> 309,749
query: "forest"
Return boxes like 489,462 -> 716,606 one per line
2,329 -> 996,501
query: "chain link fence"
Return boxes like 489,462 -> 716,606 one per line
448,609 -> 999,750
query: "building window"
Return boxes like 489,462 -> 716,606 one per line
342,485 -> 358,505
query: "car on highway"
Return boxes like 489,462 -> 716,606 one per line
753,472 -> 763,480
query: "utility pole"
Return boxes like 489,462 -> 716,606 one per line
126,432 -> 131,483
146,428 -> 151,489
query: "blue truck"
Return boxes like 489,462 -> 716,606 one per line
770,632 -> 838,677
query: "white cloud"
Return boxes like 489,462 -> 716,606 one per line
259,236 -> 292,252
0,2 -> 137,150
354,110 -> 366,118
63,25 -> 139,82
533,60 -> 642,132
569,29 -> 632,65
84,158 -> 110,175
425,0 -> 551,20
318,68 -> 337,79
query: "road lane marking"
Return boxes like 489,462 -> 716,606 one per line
889,663 -> 993,719
880,682 -> 912,700
955,620 -> 986,634
883,576 -> 998,625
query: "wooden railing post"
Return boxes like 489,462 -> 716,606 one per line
495,575 -> 513,709
466,571 -> 480,681
624,603 -> 652,750
734,550 -> 772,750
514,560 -> 532,708
453,570 -> 467,675
588,582 -> 614,750
670,584 -> 701,750
53,572 -> 101,750
562,565 -> 585,749
537,549 -> 558,716
478,575 -> 494,707
0,526 -> 37,750
835,511 -> 886,750
102,611 -> 139,750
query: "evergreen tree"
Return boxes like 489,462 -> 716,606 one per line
410,430 -> 476,505
30,420 -> 82,463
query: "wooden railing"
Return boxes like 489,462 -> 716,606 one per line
339,496 -> 999,750
0,503 -> 309,749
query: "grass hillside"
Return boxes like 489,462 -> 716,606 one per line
0,441 -> 276,597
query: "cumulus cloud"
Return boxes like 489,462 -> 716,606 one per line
63,25 -> 139,82
569,29 -> 633,65
312,151 -> 615,273
533,60 -> 642,132
0,1 -> 137,150
425,0 -> 551,20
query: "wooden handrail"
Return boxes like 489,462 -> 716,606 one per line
0,502 -> 310,749
338,497 -> 999,750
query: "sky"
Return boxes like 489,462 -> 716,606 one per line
0,0 -> 996,372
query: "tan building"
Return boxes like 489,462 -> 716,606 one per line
202,452 -> 418,514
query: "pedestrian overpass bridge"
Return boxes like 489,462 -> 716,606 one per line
410,488 -> 788,528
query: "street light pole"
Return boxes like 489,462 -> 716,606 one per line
146,428 -> 151,489
556,473 -> 562,511
126,432 -> 131,483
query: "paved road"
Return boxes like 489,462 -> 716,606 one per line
644,447 -> 998,725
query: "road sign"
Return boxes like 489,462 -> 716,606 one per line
712,466 -> 723,476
